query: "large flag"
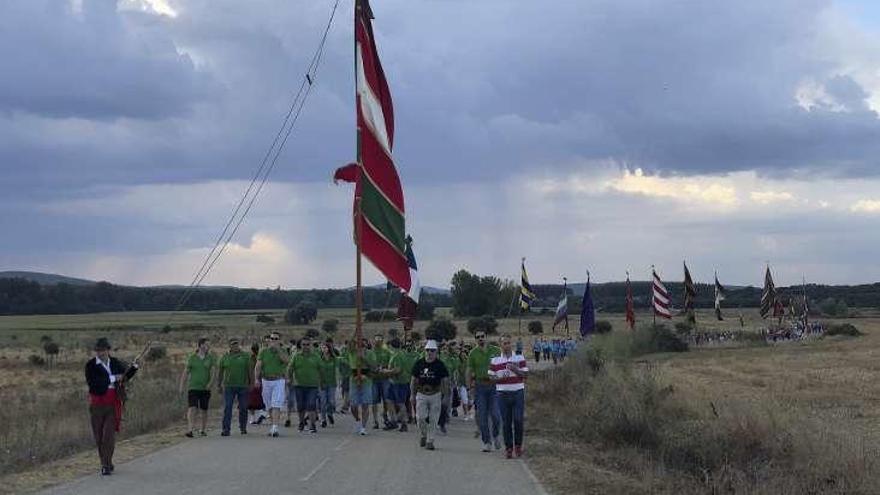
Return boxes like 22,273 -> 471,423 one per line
683,261 -> 696,324
334,0 -> 411,292
520,258 -> 536,312
579,273 -> 595,337
625,272 -> 636,330
652,268 -> 672,319
552,278 -> 569,332
760,266 -> 776,319
714,271 -> 726,321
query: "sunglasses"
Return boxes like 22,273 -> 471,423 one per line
269,337 -> 280,341
476,335 -> 486,339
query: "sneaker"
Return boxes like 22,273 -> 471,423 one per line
284,419 -> 291,428
108,464 -> 114,472
473,430 -> 480,439
398,423 -> 408,432
199,430 -> 207,437
298,422 -> 305,432
383,422 -> 398,431
272,431 -> 279,438
321,420 -> 327,428
514,446 -> 524,458
359,426 -> 367,436
101,466 -> 112,476
451,409 -> 459,417
221,431 -> 230,437
419,436 -> 427,447
184,431 -> 194,438
426,441 -> 435,451
309,426 -> 317,434
439,425 -> 447,436
255,415 -> 266,425
328,415 -> 335,426
481,443 -> 492,452
494,436 -> 502,450
505,448 -> 513,459
240,429 -> 247,435
373,422 -> 380,430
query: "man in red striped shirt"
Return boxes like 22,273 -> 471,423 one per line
488,334 -> 529,459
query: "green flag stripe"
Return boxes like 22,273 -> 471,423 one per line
361,177 -> 406,252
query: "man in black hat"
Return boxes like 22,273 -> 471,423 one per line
84,337 -> 139,475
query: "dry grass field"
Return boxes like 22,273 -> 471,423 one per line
2,306 -> 878,494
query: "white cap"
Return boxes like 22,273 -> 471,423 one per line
424,340 -> 439,350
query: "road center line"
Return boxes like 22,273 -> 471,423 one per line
300,456 -> 332,482
333,438 -> 352,451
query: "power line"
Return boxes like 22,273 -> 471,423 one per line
164,0 -> 342,325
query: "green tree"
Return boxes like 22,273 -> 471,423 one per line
425,316 -> 457,341
451,269 -> 512,317
527,320 -> 543,335
322,318 -> 339,335
285,300 -> 317,325
467,315 -> 499,335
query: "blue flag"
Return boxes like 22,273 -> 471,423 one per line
580,274 -> 595,337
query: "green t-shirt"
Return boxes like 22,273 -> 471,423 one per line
388,350 -> 415,385
347,349 -> 377,385
218,351 -> 251,388
318,356 -> 337,387
186,352 -> 216,391
373,346 -> 392,368
289,352 -> 321,387
337,355 -> 351,378
442,352 -> 461,382
467,345 -> 500,383
257,347 -> 286,377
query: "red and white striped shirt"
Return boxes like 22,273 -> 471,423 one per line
488,353 -> 528,392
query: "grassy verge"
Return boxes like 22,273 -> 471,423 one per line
527,331 -> 878,494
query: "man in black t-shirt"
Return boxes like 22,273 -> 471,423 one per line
410,340 -> 449,451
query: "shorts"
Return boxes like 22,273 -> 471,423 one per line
373,379 -> 390,404
187,389 -> 211,410
349,381 -> 374,406
261,378 -> 287,410
458,385 -> 469,406
287,383 -> 297,410
340,377 -> 350,396
294,386 -> 318,412
392,383 -> 410,405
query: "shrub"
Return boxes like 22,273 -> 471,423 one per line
160,325 -> 172,334
409,331 -> 422,342
256,314 -> 276,324
466,315 -> 499,336
425,317 -> 457,342
826,323 -> 862,337
631,324 -> 689,356
146,346 -> 167,362
285,300 -> 317,325
528,320 -> 543,335
674,321 -> 693,335
321,319 -> 339,335
595,320 -> 613,334
43,342 -> 60,356
28,354 -> 46,366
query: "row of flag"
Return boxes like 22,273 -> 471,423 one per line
519,259 -> 807,335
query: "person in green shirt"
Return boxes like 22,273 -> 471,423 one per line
468,331 -> 502,452
384,338 -> 411,432
255,331 -> 290,437
179,337 -> 216,438
336,344 -> 351,412
288,337 -> 322,433
348,338 -> 377,435
217,337 -> 252,436
317,342 -> 338,428
371,334 -> 393,430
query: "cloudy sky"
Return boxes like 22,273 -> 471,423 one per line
2,0 -> 880,289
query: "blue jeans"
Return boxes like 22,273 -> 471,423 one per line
498,389 -> 525,449
474,383 -> 500,444
222,386 -> 248,433
318,386 -> 336,418
294,386 -> 318,412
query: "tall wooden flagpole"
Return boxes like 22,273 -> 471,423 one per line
354,0 -> 363,379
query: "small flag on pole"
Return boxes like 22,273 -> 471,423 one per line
552,278 -> 569,332
760,265 -> 776,319
652,267 -> 672,319
580,272 -> 595,337
396,236 -> 419,320
520,258 -> 535,312
714,271 -> 726,321
625,271 -> 636,330
683,261 -> 696,324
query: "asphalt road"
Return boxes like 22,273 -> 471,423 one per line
41,409 -> 548,495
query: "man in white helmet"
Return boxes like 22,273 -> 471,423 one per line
409,340 -> 449,451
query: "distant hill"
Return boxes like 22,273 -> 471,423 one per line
362,283 -> 451,295
0,271 -> 97,286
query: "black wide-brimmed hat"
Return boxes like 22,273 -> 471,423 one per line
94,337 -> 111,351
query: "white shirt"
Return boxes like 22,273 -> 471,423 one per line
96,356 -> 116,388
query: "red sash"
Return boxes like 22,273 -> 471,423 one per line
89,388 -> 123,432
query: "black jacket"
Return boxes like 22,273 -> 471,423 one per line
85,357 -> 138,396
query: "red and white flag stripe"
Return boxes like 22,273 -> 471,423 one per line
652,269 -> 672,319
